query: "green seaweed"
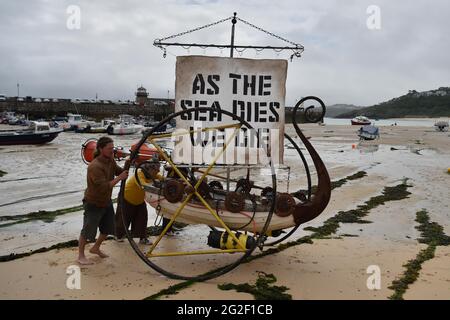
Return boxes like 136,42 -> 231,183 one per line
305,180 -> 411,238
388,245 -> 436,300
330,171 -> 367,190
415,210 -> 450,246
388,210 -> 450,300
0,170 -> 7,178
144,179 -> 412,300
0,198 -> 118,228
143,280 -> 197,300
0,240 -> 79,262
0,206 -> 84,227
306,171 -> 367,194
0,235 -> 115,263
218,271 -> 292,300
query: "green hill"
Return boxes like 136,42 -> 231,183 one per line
337,88 -> 450,119
326,104 -> 362,117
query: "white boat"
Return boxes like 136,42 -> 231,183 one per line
66,113 -> 95,131
106,115 -> 143,135
351,116 -> 371,126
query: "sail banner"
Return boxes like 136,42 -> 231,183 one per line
172,55 -> 286,165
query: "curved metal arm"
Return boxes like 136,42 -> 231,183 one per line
291,96 -> 331,225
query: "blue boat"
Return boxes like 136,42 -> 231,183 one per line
357,125 -> 380,141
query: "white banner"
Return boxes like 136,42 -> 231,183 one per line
173,56 -> 286,165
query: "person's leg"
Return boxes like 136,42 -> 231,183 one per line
78,202 -> 101,264
91,202 -> 115,258
89,233 -> 108,258
133,203 -> 148,241
127,201 -> 139,238
77,234 -> 93,265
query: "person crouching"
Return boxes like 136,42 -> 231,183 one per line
115,162 -> 163,244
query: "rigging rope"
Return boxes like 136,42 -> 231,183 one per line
153,14 -> 304,59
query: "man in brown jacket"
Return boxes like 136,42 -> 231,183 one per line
78,136 -> 128,265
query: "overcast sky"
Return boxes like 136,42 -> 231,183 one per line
0,0 -> 449,106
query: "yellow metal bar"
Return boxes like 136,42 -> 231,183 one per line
147,123 -> 241,140
194,124 -> 241,188
189,126 -> 247,250
149,138 -> 191,186
195,169 -> 238,182
146,139 -> 194,254
147,193 -> 193,255
146,124 -> 247,256
148,248 -> 246,258
193,190 -> 246,250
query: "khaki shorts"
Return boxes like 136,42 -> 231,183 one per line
80,200 -> 115,241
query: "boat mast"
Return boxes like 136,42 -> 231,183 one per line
230,12 -> 237,58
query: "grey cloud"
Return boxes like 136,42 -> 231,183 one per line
0,0 -> 449,106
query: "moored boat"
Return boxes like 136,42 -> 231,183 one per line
357,125 -> 380,140
351,115 -> 371,125
106,115 -> 143,135
0,121 -> 63,145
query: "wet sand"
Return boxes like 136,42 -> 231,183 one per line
0,123 -> 449,299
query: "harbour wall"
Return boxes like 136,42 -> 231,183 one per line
1,100 -> 312,123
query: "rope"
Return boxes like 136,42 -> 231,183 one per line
154,16 -> 233,43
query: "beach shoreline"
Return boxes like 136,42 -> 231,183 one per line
1,122 -> 449,300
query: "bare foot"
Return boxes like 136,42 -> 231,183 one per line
89,248 -> 109,258
77,257 -> 94,265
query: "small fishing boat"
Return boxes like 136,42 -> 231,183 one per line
74,123 -> 103,133
351,116 -> 371,126
55,113 -> 90,131
0,121 -> 63,145
106,115 -> 143,135
141,123 -> 175,136
357,125 -> 380,140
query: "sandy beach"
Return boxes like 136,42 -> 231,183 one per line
0,122 -> 449,300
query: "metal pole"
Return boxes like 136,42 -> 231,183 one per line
230,12 -> 237,58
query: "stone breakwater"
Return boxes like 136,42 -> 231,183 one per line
1,101 -> 313,124
0,99 -> 174,120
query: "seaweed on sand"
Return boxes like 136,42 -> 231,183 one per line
388,210 -> 450,300
218,271 -> 291,300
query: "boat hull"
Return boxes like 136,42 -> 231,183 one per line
358,133 -> 378,140
0,131 -> 61,145
351,120 -> 371,125
145,192 -> 296,233
107,126 -> 143,135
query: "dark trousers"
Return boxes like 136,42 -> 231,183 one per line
115,199 -> 148,239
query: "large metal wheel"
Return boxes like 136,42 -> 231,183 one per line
119,107 -> 277,281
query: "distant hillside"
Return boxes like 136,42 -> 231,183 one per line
337,87 -> 450,119
326,104 -> 362,117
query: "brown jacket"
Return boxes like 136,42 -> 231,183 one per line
83,155 -> 124,207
